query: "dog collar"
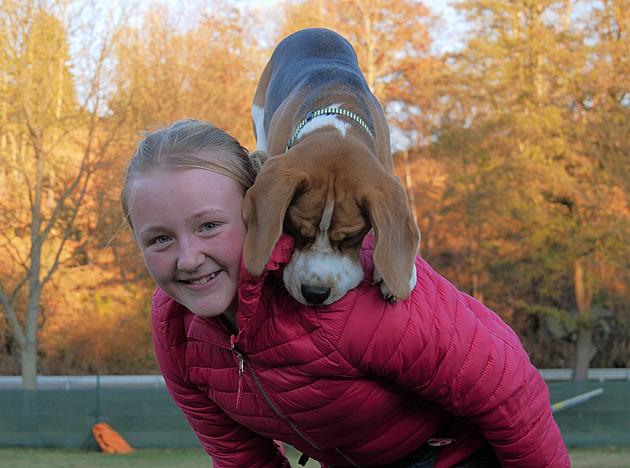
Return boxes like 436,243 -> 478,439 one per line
286,107 -> 375,151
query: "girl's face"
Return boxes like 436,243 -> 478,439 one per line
129,165 -> 246,321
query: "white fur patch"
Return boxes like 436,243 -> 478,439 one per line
298,103 -> 349,142
252,105 -> 267,152
284,250 -> 364,305
317,200 -> 334,235
283,201 -> 363,305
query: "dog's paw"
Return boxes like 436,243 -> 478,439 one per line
372,269 -> 397,304
382,283 -> 398,305
373,265 -> 417,304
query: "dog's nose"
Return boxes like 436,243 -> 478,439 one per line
301,285 -> 331,305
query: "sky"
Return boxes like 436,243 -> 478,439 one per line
156,0 -> 468,53
427,0 -> 469,52
228,0 -> 469,52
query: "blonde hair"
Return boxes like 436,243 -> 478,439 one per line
121,119 -> 256,230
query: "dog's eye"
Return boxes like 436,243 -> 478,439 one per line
341,233 -> 362,245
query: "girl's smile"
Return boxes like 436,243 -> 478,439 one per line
183,271 -> 221,286
129,164 -> 246,323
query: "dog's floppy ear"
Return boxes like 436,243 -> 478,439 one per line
242,156 -> 308,276
362,174 -> 420,300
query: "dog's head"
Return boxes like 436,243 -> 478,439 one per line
242,136 -> 419,305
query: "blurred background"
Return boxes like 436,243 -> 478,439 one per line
0,0 -> 628,455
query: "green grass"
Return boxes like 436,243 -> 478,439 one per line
0,447 -> 316,468
0,446 -> 628,467
568,446 -> 630,468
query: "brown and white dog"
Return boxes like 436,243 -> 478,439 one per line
242,28 -> 420,306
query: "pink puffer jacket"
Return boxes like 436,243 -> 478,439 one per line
152,234 -> 569,468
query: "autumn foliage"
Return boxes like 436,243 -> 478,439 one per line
0,0 -> 629,385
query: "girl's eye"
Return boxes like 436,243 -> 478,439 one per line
152,235 -> 171,245
202,223 -> 217,232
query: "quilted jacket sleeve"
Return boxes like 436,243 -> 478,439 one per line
334,243 -> 570,468
151,290 -> 290,468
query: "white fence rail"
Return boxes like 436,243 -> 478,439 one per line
0,375 -> 166,390
0,368 -> 629,389
538,368 -> 630,382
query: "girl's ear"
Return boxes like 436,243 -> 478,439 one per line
242,157 -> 308,276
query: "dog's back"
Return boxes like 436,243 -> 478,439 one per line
260,29 -> 375,143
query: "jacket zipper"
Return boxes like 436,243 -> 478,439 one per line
232,345 -> 359,467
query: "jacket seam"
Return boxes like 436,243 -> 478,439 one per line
475,342 -> 509,418
451,332 -> 494,410
414,278 -> 457,391
381,304 -> 414,371
313,294 -> 361,375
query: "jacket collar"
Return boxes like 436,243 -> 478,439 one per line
234,234 -> 295,347
185,234 -> 296,349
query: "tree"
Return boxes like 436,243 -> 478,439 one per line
581,0 -> 630,192
110,0 -> 264,150
0,0 -> 131,389
434,0 -> 630,377
572,0 -> 630,376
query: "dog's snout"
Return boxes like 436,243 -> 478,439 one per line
301,285 -> 331,305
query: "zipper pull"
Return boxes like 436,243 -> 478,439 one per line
232,342 -> 244,408
231,337 -> 245,374
236,350 -> 244,375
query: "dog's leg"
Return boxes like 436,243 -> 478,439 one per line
252,105 -> 267,152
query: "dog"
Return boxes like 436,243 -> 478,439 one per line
242,28 -> 420,306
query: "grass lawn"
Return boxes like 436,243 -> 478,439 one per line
0,446 -> 628,467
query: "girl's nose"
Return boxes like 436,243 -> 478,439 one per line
176,239 -> 205,272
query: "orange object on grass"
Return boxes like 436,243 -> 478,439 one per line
92,422 -> 135,454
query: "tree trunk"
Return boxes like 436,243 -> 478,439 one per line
23,270 -> 42,390
574,328 -> 594,381
21,337 -> 38,390
573,256 -> 595,381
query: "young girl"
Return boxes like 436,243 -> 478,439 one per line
122,119 -> 570,468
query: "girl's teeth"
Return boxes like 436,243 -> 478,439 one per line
189,272 -> 217,285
